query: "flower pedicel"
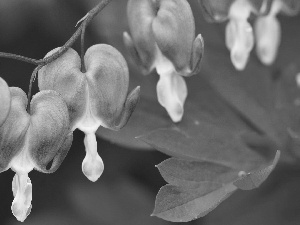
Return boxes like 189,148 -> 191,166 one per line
0,85 -> 72,222
124,0 -> 204,122
38,44 -> 140,182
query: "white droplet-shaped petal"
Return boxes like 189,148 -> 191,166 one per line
255,0 -> 282,65
226,20 -> 254,70
155,48 -> 187,122
75,86 -> 104,182
255,15 -> 280,65
156,69 -> 187,123
82,132 -> 104,182
11,173 -> 32,222
226,0 -> 254,70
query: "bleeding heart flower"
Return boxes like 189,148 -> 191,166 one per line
38,44 -> 140,182
0,77 -> 11,127
123,0 -> 204,122
255,0 -> 300,65
0,88 -> 72,222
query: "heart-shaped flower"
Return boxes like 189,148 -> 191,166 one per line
254,0 -> 300,65
124,0 -> 204,122
38,44 -> 140,182
0,77 -> 11,127
0,88 -> 72,222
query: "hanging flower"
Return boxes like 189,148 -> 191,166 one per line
254,0 -> 300,65
124,0 -> 204,122
0,88 -> 72,222
38,44 -> 140,182
199,0 -> 273,70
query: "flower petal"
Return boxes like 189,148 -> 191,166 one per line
156,71 -> 187,123
28,90 -> 72,173
255,14 -> 281,65
11,173 -> 32,222
0,87 -> 30,172
152,0 -> 195,73
82,132 -> 104,182
226,19 -> 254,70
189,34 -> 205,76
198,0 -> 234,22
126,0 -> 157,72
38,48 -> 86,129
84,44 -> 132,127
0,77 -> 11,127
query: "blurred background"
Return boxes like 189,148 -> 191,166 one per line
0,0 -> 300,224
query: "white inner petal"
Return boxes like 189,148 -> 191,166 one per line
82,132 -> 104,182
226,0 -> 254,70
9,134 -> 34,222
11,173 -> 32,222
226,20 -> 254,70
75,82 -> 105,182
255,15 -> 280,65
255,0 -> 282,65
155,48 -> 187,122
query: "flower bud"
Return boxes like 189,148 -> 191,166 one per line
0,77 -> 11,127
124,0 -> 204,122
0,88 -> 72,221
39,44 -> 140,182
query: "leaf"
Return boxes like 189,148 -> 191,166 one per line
152,151 -> 280,222
138,120 -> 273,171
152,183 -> 237,222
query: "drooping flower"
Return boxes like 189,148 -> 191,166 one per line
254,0 -> 300,65
124,0 -> 204,122
199,0 -> 271,70
38,44 -> 140,182
0,88 -> 72,222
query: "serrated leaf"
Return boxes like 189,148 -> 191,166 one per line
153,151 -> 279,222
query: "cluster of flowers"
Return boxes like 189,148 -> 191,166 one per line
0,44 -> 140,221
199,0 -> 300,70
124,0 -> 204,122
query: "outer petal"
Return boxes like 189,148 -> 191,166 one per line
38,48 -> 87,129
126,0 -> 157,72
84,44 -> 131,127
189,34 -> 205,76
0,87 -> 30,172
28,90 -> 72,173
0,77 -> 11,127
198,0 -> 234,22
153,0 -> 195,73
156,72 -> 187,122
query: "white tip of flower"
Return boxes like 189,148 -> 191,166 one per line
156,72 -> 187,123
11,173 -> 32,222
255,13 -> 281,65
82,133 -> 104,182
226,19 -> 254,71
